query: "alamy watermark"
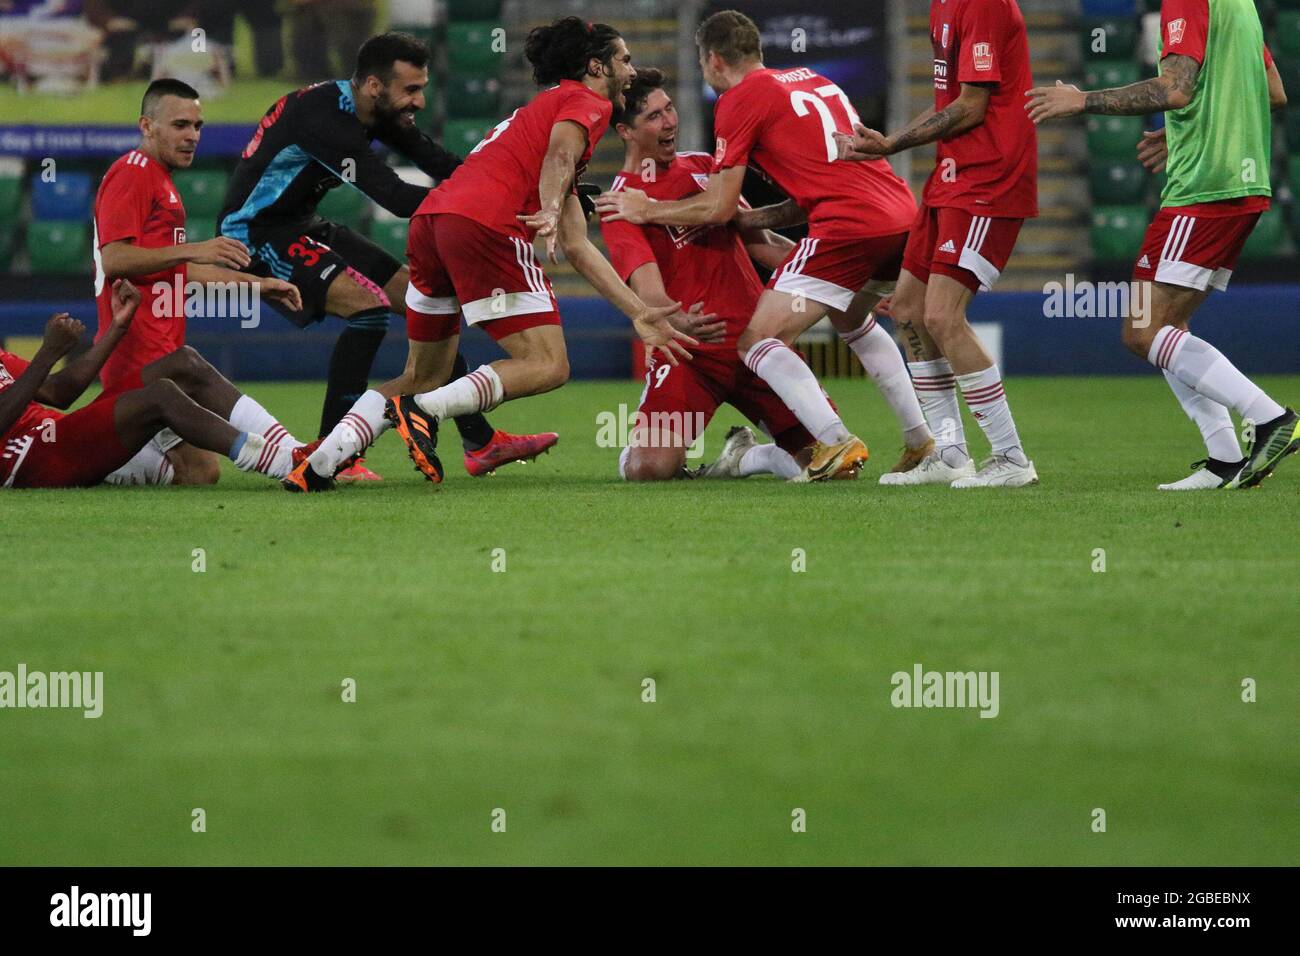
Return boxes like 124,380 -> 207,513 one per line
595,403 -> 707,459
890,663 -> 999,718
0,663 -> 103,718
1043,274 -> 1151,325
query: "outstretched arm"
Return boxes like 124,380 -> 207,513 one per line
0,315 -> 83,436
837,85 -> 991,160
35,280 -> 140,409
595,166 -> 747,228
734,198 -> 806,231
1025,54 -> 1200,123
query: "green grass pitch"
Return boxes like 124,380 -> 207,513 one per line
2,375 -> 1297,865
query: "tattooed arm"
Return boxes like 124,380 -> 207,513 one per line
1026,55 -> 1200,123
836,85 -> 992,160
734,198 -> 806,231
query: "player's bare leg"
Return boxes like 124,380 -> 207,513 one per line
1125,281 -> 1294,489
621,439 -> 690,482
737,290 -> 866,481
918,273 -> 1037,489
825,282 -> 933,470
113,379 -> 293,482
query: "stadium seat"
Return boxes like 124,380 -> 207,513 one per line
1085,61 -> 1140,89
448,0 -> 502,18
444,75 -> 502,119
1242,207 -> 1287,257
448,22 -> 503,73
369,220 -> 409,261
0,159 -> 23,221
176,169 -> 228,219
0,222 -> 18,268
29,170 -> 92,220
1086,115 -> 1145,159
1080,17 -> 1139,60
1276,11 -> 1300,57
1082,1 -> 1137,14
1275,0 -> 1299,10
1090,205 -> 1148,260
316,185 -> 368,230
1275,56 -> 1300,108
442,118 -> 494,156
185,217 -> 217,243
26,220 -> 90,274
1089,161 -> 1148,204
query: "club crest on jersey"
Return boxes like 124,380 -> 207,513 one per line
1167,18 -> 1186,47
0,363 -> 14,388
714,137 -> 727,164
173,227 -> 186,244
973,42 -> 993,72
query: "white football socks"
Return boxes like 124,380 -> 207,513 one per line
839,317 -> 931,448
744,338 -> 849,445
415,364 -> 504,420
957,365 -> 1027,462
1162,369 -> 1242,462
1149,326 -> 1284,426
308,389 -> 390,478
738,442 -> 801,479
908,358 -> 968,465
229,394 -> 301,449
230,433 -> 293,479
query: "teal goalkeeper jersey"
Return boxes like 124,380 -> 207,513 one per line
1159,0 -> 1272,206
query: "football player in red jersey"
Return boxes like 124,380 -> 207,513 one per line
287,17 -> 694,491
93,78 -> 302,484
1,282 -> 300,489
838,0 -> 1039,488
600,68 -> 822,481
597,10 -> 935,483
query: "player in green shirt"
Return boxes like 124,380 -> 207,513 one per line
1026,0 -> 1298,490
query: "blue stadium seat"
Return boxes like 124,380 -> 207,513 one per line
1081,1 -> 1137,14
29,170 -> 92,221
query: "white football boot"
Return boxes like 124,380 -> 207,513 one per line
697,426 -> 757,479
1158,459 -> 1239,491
879,450 -> 976,486
950,451 -> 1039,488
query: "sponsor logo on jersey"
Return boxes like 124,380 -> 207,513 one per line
714,137 -> 727,164
320,264 -> 338,282
939,239 -> 957,254
933,59 -> 948,91
173,227 -> 186,244
666,223 -> 712,249
973,42 -> 993,72
1167,18 -> 1186,47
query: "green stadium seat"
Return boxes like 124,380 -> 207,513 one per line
448,0 -> 502,19
316,185 -> 368,229
1256,0 -> 1277,22
26,220 -> 90,274
1080,17 -> 1139,61
448,21 -> 504,73
444,75 -> 502,119
176,168 -> 228,218
1276,11 -> 1300,57
1086,115 -> 1145,159
186,217 -> 217,243
369,219 -> 409,260
0,164 -> 22,221
1090,205 -> 1148,260
1241,207 -> 1287,257
442,117 -> 494,156
1089,161 -> 1148,204
1085,61 -> 1140,89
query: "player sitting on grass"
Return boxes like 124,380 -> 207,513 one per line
1027,0 -> 1297,489
600,68 -> 821,481
286,18 -> 694,491
1,281 -> 300,489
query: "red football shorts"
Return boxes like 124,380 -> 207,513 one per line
404,213 -> 562,343
4,395 -> 134,488
634,346 -> 817,454
99,314 -> 184,394
1132,206 -> 1261,292
767,232 -> 906,312
902,205 -> 1024,294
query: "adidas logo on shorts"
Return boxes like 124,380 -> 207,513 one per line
939,239 -> 957,253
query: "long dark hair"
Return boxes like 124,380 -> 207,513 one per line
524,16 -> 622,86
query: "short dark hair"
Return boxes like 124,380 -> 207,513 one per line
141,78 -> 200,118
524,16 -> 622,86
610,67 -> 666,128
696,10 -> 763,65
354,32 -> 430,84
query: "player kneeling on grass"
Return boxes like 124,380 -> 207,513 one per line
600,68 -> 820,481
285,17 -> 694,492
0,281 -> 302,489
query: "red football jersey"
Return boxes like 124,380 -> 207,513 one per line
0,350 -> 64,486
710,67 -> 917,239
417,80 -> 613,238
92,149 -> 189,382
602,152 -> 764,351
925,0 -> 1038,217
